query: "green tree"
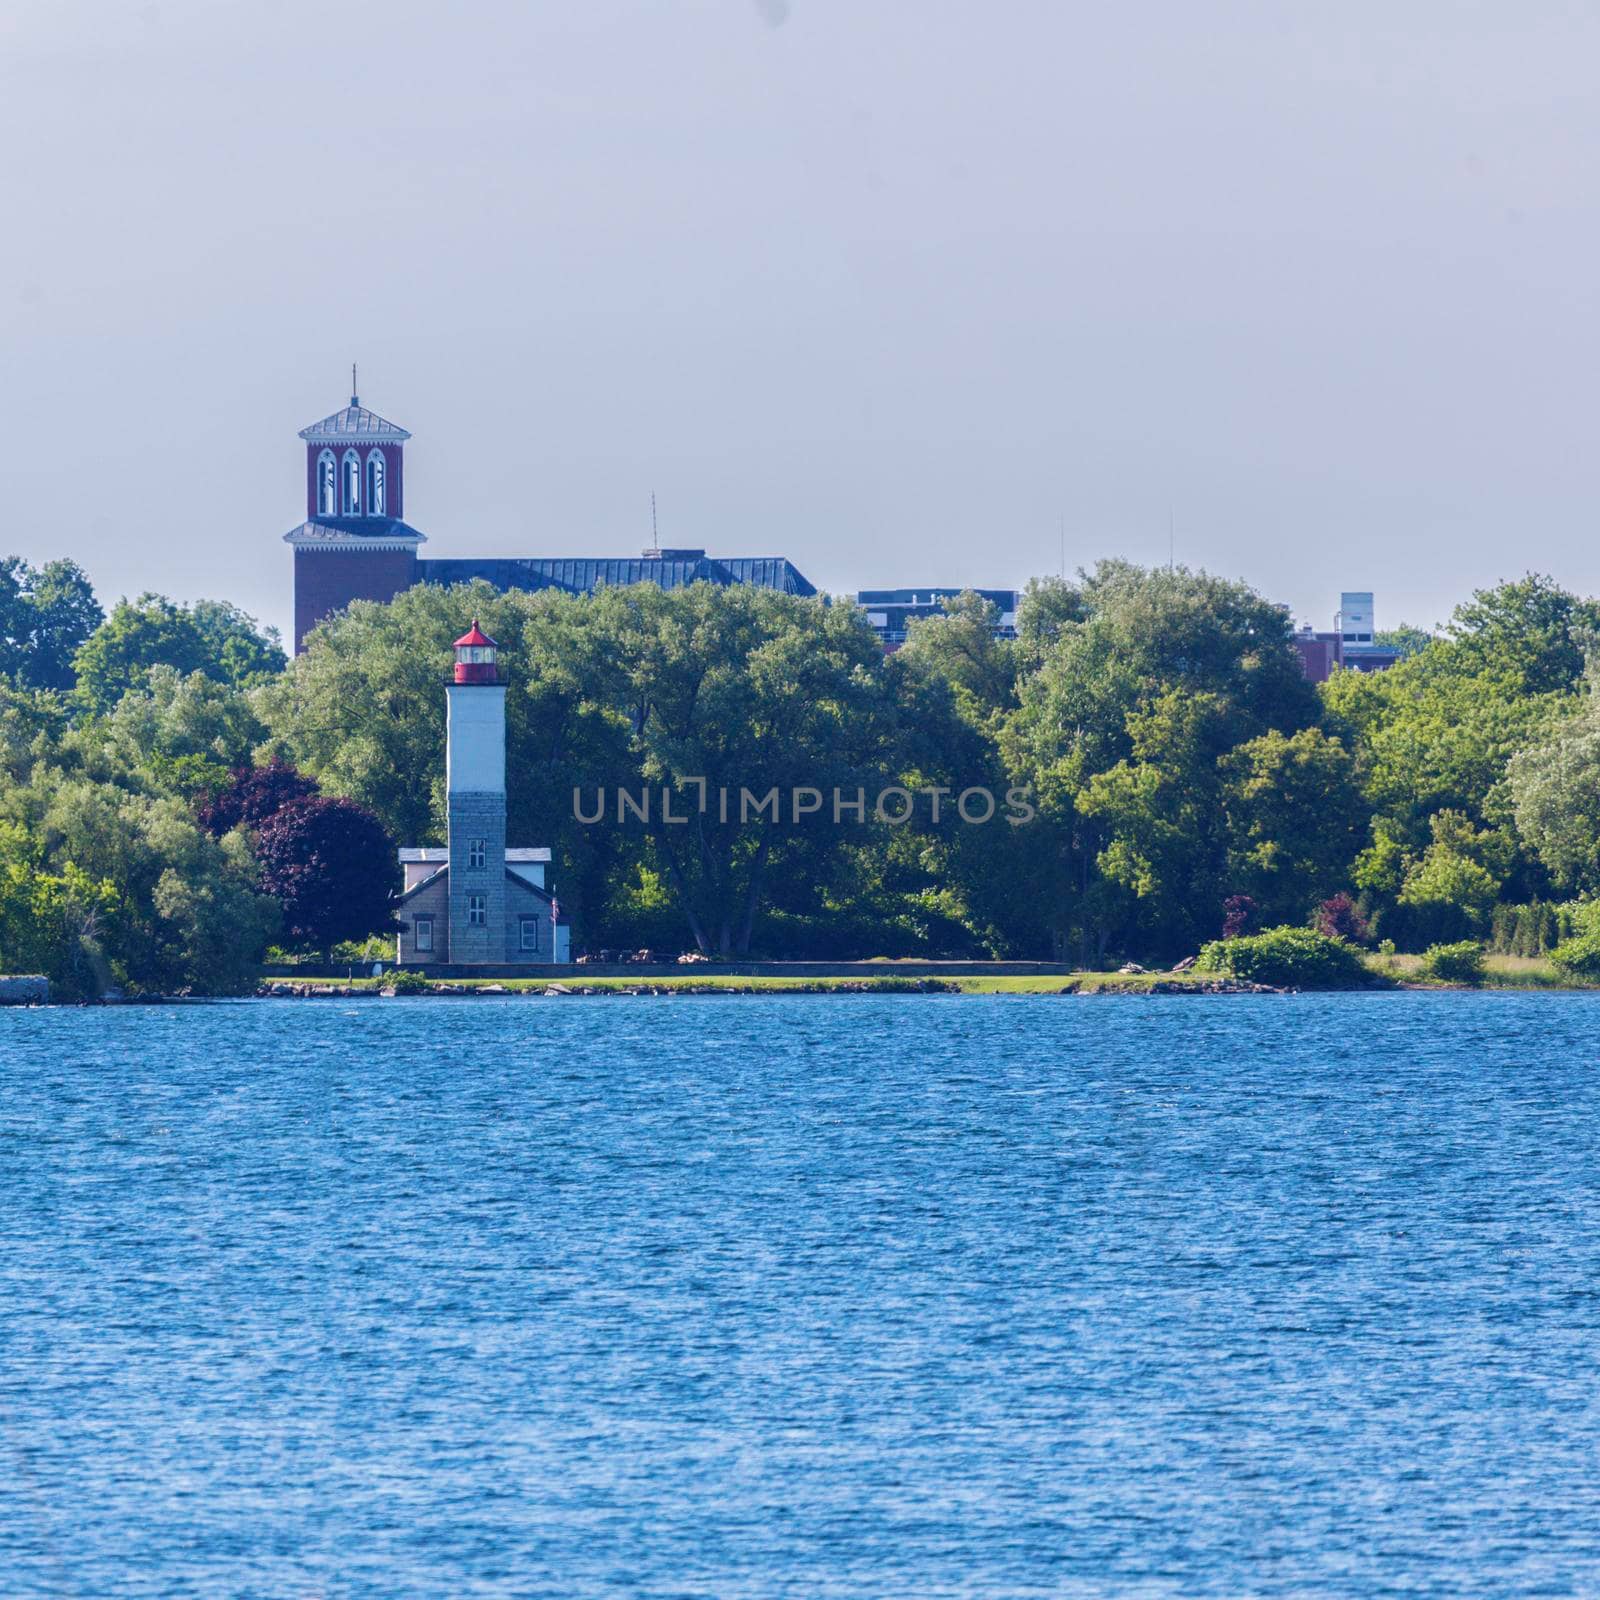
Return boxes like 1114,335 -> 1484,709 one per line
0,556 -> 104,690
73,593 -> 282,713
1003,562 -> 1319,960
1508,686 -> 1600,892
895,590 -> 1017,721
1221,727 -> 1366,923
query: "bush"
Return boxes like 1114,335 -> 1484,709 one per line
1550,932 -> 1600,979
384,967 -> 432,995
1195,925 -> 1374,990
1420,940 -> 1486,985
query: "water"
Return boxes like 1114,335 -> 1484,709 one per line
2,993 -> 1599,1598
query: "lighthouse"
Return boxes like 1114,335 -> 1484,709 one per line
394,623 -> 570,967
446,622 -> 508,964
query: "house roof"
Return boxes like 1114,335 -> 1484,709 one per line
299,403 -> 412,443
399,847 -> 550,862
393,861 -> 568,920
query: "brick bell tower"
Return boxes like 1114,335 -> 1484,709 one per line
284,369 -> 426,652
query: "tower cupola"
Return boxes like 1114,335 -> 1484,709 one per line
453,621 -> 499,684
297,369 -> 412,523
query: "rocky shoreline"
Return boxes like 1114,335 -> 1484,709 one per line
255,976 -> 1289,999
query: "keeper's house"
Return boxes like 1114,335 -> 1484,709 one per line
394,623 -> 571,967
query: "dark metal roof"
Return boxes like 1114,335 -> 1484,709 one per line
417,554 -> 817,598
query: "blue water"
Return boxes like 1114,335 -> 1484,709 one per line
3,993 -> 1599,1597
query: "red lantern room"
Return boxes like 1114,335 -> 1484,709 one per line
453,621 -> 499,684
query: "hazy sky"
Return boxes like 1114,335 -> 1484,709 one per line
3,1 -> 1597,645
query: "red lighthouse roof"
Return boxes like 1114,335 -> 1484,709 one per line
454,621 -> 497,649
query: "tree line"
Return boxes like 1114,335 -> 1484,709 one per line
5,551 -> 1600,993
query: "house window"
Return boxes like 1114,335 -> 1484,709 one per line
366,450 -> 386,516
414,917 -> 433,953
468,839 -> 487,869
520,917 -> 540,953
342,449 -> 361,515
317,451 -> 336,516
467,896 -> 487,927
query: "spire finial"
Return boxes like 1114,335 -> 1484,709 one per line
351,362 -> 359,407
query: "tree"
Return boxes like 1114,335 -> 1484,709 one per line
1375,624 -> 1433,662
199,761 -> 319,836
189,600 -> 287,686
577,582 -> 895,956
1315,893 -> 1369,944
253,795 -> 397,952
895,590 -> 1017,721
1003,561 -> 1320,960
0,556 -> 103,690
73,593 -> 283,712
1509,712 -> 1600,894
1076,691 -> 1236,956
1220,727 -> 1365,923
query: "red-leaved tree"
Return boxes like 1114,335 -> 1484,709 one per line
1314,892 -> 1369,945
1221,894 -> 1257,939
254,796 -> 398,952
199,760 -> 319,836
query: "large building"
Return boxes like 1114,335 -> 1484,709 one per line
285,387 -> 817,651
855,587 -> 1020,649
395,623 -> 571,968
1292,590 -> 1400,683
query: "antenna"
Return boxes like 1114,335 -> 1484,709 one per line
351,362 -> 359,406
651,491 -> 658,544
1168,506 -> 1175,573
1059,513 -> 1065,579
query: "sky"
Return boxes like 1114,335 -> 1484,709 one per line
2,0 -> 1597,646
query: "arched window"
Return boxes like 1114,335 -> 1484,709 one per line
317,451 -> 336,517
341,450 -> 361,516
365,450 -> 386,517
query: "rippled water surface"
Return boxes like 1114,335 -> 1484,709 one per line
4,993 -> 1600,1597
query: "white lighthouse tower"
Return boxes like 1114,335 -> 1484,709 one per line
446,621 -> 508,963
393,622 -> 570,967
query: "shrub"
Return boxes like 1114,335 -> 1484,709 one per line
1420,940 -> 1486,985
384,967 -> 432,995
1550,932 -> 1600,979
1195,925 -> 1374,990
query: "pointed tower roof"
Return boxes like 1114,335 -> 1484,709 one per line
299,397 -> 411,443
454,620 -> 497,649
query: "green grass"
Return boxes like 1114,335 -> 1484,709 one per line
259,953 -> 1600,997
1361,952 -> 1600,990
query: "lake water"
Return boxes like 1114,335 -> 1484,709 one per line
3,993 -> 1599,1597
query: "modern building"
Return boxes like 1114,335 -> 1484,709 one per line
855,587 -> 1020,650
1292,591 -> 1400,683
394,623 -> 571,967
285,388 -> 816,652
